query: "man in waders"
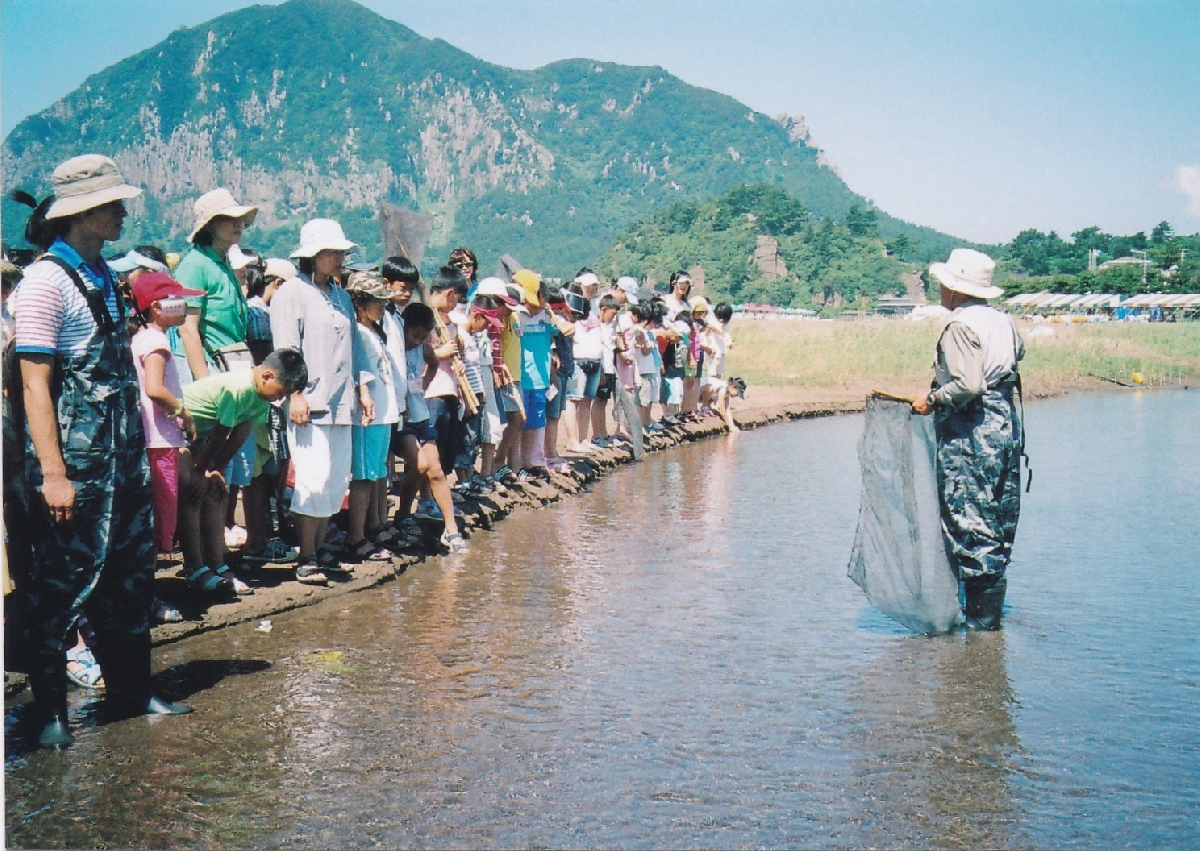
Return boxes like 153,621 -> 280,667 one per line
910,248 -> 1024,630
12,155 -> 191,750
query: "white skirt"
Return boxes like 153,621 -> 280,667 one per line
288,421 -> 352,518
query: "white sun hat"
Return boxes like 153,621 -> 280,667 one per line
188,188 -> 258,242
45,155 -> 142,220
928,248 -> 1003,299
290,218 -> 357,259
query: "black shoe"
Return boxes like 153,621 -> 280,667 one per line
29,667 -> 74,750
93,634 -> 193,720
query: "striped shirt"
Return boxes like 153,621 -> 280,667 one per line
12,239 -> 121,357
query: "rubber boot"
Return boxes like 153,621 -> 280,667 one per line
964,576 -> 1007,631
92,633 -> 192,720
28,665 -> 74,750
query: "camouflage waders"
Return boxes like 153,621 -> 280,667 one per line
933,380 -> 1022,582
934,378 -> 1022,630
14,256 -> 166,745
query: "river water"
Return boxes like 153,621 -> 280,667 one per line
6,390 -> 1199,848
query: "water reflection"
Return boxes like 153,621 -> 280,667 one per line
850,632 -> 1022,847
6,392 -> 1200,848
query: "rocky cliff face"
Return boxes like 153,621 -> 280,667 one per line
2,0 -> 869,272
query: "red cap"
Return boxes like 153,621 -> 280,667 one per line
130,271 -> 204,312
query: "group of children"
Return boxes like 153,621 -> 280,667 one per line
123,252 -> 743,609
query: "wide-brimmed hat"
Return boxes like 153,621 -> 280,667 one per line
188,188 -> 258,242
227,244 -> 260,271
512,269 -> 543,307
130,271 -> 204,313
290,218 -> 357,258
45,155 -> 142,220
929,248 -> 1002,299
474,277 -> 518,306
264,257 -> 297,281
345,271 -> 390,300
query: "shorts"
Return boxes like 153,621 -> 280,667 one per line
546,373 -> 569,419
596,372 -> 615,401
663,376 -> 684,406
569,359 -> 602,400
523,387 -> 548,430
401,417 -> 438,445
634,374 -> 661,408
497,381 -> 523,414
224,430 -> 256,488
352,422 -> 392,481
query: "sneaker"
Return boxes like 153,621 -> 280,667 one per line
295,560 -> 328,585
242,537 -> 300,563
414,500 -> 442,521
440,531 -> 468,553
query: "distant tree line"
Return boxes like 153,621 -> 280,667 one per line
996,221 -> 1200,296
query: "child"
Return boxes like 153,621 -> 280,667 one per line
397,302 -> 468,553
714,376 -> 747,433
345,273 -> 403,561
179,348 -> 308,591
543,288 -> 576,468
424,267 -> 472,493
589,294 -> 622,447
628,301 -> 661,428
700,301 -> 734,411
471,278 -> 521,480
129,272 -> 204,558
512,269 -> 569,476
465,294 -> 503,486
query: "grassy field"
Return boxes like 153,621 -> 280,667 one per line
726,318 -> 1200,395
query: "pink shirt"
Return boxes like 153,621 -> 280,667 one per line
132,326 -> 186,449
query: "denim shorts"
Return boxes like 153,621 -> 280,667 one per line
568,359 -> 602,400
546,373 -> 569,419
400,417 -> 438,445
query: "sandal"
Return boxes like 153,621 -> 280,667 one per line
346,539 -> 393,562
214,563 -> 254,595
66,646 -> 105,690
185,565 -> 234,595
317,549 -> 355,579
295,558 -> 329,585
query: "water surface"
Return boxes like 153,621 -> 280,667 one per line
6,390 -> 1199,848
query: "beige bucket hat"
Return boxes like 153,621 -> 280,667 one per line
929,248 -> 1003,300
290,218 -> 357,259
45,155 -> 142,220
189,188 -> 258,242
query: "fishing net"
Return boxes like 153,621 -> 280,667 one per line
380,202 -> 433,267
848,395 -> 961,634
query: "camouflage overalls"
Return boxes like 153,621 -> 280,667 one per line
931,305 -> 1024,582
934,382 -> 1023,580
16,254 -> 155,673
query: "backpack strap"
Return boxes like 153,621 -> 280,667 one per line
38,254 -> 124,334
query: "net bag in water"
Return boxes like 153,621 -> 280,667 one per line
848,395 -> 961,634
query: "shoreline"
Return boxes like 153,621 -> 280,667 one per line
145,373 -> 1134,647
2,376 -> 1162,701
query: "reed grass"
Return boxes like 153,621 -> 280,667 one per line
726,318 -> 1200,390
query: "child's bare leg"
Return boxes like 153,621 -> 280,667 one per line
590,394 -> 609,438
420,444 -> 458,536
177,450 -> 205,573
347,479 -> 373,544
293,514 -> 325,562
480,442 -> 496,477
544,415 -> 559,461
571,399 -> 592,446
371,478 -> 388,531
396,436 -> 422,520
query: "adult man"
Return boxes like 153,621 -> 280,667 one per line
12,154 -> 191,749
910,249 -> 1024,630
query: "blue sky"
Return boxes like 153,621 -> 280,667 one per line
3,0 -> 1197,244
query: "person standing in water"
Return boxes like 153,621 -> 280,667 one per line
910,248 -> 1024,631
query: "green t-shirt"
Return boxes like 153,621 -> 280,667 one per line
170,245 -> 247,357
183,368 -> 268,438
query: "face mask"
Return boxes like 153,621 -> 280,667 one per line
158,297 -> 187,317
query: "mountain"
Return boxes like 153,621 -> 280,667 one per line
1,0 -> 958,278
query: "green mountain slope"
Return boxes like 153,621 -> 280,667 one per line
2,0 -> 958,276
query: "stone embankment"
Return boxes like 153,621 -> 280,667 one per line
150,399 -> 861,647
